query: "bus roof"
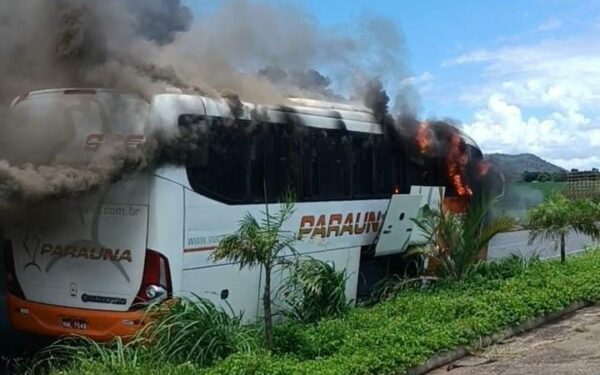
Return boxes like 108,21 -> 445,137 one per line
10,88 -> 146,108
13,89 -> 479,147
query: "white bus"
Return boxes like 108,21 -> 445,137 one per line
2,89 -> 488,340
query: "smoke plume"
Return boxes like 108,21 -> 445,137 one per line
0,0 -> 425,208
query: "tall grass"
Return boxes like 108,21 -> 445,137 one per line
279,258 -> 351,323
468,253 -> 542,280
141,295 -> 259,366
23,296 -> 259,374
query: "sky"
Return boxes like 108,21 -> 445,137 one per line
191,1 -> 600,170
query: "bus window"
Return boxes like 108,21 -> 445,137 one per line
352,134 -> 374,197
250,123 -> 302,202
181,115 -> 250,203
373,136 -> 393,196
315,129 -> 351,200
301,130 -> 319,200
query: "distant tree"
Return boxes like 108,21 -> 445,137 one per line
552,172 -> 567,182
528,193 -> 600,263
538,172 -> 550,182
523,171 -> 539,182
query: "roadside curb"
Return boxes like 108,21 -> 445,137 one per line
405,300 -> 591,375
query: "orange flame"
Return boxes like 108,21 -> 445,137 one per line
446,133 -> 472,197
415,122 -> 433,155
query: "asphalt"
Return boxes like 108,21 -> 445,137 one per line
428,305 -> 600,375
488,229 -> 595,260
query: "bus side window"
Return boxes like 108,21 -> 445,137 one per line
352,134 -> 374,198
316,129 -> 350,200
250,123 -> 302,202
181,115 -> 251,204
249,126 -> 266,201
373,136 -> 393,196
301,129 -> 319,200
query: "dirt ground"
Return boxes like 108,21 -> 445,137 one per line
428,305 -> 600,375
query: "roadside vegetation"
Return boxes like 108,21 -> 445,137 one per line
411,197 -> 515,280
18,196 -> 600,375
27,248 -> 600,375
210,198 -> 297,348
527,193 -> 600,262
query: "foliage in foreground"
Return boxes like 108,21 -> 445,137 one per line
279,258 -> 351,324
412,197 -> 515,280
26,296 -> 259,375
528,193 -> 600,262
43,249 -> 600,375
211,199 -> 296,348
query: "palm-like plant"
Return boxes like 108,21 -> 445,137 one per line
279,258 -> 350,323
528,193 -> 600,263
413,197 -> 515,280
211,199 -> 296,349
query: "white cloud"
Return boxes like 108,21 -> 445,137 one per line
538,18 -> 562,31
448,37 -> 600,170
400,71 -> 434,86
399,71 -> 434,95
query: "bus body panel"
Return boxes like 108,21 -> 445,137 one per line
181,264 -> 262,320
9,174 -> 150,312
147,171 -> 185,293
182,192 -> 388,270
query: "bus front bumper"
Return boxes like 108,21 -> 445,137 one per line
6,293 -> 145,341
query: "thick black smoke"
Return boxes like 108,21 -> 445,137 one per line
129,0 -> 193,45
0,0 -> 426,208
258,66 -> 344,100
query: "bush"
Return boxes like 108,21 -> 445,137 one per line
279,259 -> 351,324
28,297 -> 259,374
44,249 -> 600,375
141,296 -> 260,366
412,198 -> 515,280
467,253 -> 542,281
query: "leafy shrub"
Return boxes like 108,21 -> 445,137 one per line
366,274 -> 435,305
279,258 -> 350,324
28,296 -> 259,374
45,249 -> 600,375
412,198 -> 515,280
141,296 -> 260,366
467,254 -> 542,281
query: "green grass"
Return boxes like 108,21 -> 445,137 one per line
36,249 -> 600,375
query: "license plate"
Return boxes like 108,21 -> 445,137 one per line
61,318 -> 88,330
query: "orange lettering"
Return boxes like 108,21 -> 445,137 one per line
312,215 -> 327,238
298,216 -> 315,239
354,212 -> 367,234
327,214 -> 342,237
340,214 -> 354,236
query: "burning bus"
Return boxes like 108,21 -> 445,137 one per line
2,88 -> 498,340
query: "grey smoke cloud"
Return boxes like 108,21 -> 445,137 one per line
0,0 -> 423,208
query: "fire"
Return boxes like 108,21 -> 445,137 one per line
415,122 -> 433,155
446,133 -> 472,197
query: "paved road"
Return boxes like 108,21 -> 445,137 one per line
488,230 -> 595,260
428,305 -> 600,375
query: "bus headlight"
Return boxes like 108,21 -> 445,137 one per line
145,285 -> 167,301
